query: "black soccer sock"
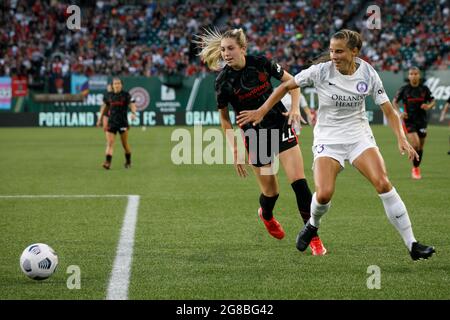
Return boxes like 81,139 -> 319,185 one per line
259,194 -> 279,220
106,154 -> 112,163
291,179 -> 313,224
413,149 -> 423,167
125,153 -> 131,164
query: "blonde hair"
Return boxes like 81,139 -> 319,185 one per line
193,27 -> 247,71
313,29 -> 363,64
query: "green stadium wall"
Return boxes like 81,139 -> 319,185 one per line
1,71 -> 449,127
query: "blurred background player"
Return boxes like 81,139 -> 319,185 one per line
196,28 -> 327,255
281,92 -> 312,135
98,78 -> 137,170
238,29 -> 435,261
393,67 -> 435,179
97,83 -> 113,138
439,96 -> 450,155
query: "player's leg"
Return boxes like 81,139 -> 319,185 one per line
279,145 -> 327,255
103,116 -> 109,140
352,147 -> 435,260
296,156 -> 340,251
407,131 -> 421,179
103,131 -> 115,169
413,126 -> 427,178
120,129 -> 132,168
252,166 -> 284,240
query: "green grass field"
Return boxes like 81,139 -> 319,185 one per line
0,125 -> 449,300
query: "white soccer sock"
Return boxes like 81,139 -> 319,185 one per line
379,187 -> 416,251
310,193 -> 331,228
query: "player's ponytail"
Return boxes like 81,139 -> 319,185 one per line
194,27 -> 247,71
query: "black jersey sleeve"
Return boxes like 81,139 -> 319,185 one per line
264,57 -> 284,80
394,85 -> 406,103
424,86 -> 434,102
215,70 -> 231,109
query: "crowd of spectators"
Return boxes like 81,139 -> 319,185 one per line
0,0 -> 448,90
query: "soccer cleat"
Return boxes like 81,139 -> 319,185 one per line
124,162 -> 131,169
102,161 -> 111,170
258,208 -> 285,240
296,220 -> 318,252
411,167 -> 421,179
310,236 -> 327,256
409,242 -> 435,261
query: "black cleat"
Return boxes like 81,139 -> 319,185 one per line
409,242 -> 435,261
102,161 -> 111,170
296,221 -> 318,252
124,162 -> 131,169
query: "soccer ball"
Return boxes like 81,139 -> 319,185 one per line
20,243 -> 58,280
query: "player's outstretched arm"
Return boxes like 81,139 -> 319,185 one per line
219,108 -> 248,178
380,101 -> 419,162
236,77 -> 299,126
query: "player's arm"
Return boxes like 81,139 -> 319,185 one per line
420,98 -> 435,110
129,101 -> 137,120
97,103 -> 109,127
219,107 -> 247,178
440,102 -> 449,122
392,88 -> 407,119
380,101 -> 418,161
236,77 -> 300,126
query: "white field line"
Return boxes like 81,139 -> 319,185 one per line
106,195 -> 140,300
0,195 -> 132,198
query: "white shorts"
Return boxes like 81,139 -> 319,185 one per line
312,135 -> 378,169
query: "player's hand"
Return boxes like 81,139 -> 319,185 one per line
233,149 -> 248,177
420,103 -> 429,110
282,109 -> 306,126
234,163 -> 248,178
398,138 -> 419,162
96,120 -> 102,127
236,109 -> 264,127
399,112 -> 408,119
131,113 -> 137,121
439,112 -> 445,122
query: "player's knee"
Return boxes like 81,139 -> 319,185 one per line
373,177 -> 391,194
316,189 -> 333,204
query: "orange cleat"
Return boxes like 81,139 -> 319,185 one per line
411,167 -> 421,180
258,208 -> 285,240
310,236 -> 327,256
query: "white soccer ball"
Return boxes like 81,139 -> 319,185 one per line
20,243 -> 58,280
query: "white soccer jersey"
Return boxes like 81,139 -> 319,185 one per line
294,57 -> 389,144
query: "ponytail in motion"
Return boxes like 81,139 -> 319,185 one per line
194,27 -> 247,71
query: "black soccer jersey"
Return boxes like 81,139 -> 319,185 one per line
394,84 -> 434,123
215,55 -> 287,130
104,91 -> 133,127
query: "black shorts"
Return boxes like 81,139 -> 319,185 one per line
107,124 -> 129,134
243,120 -> 298,167
404,120 -> 427,138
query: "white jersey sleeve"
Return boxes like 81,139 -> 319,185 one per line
369,67 -> 390,105
294,64 -> 320,87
